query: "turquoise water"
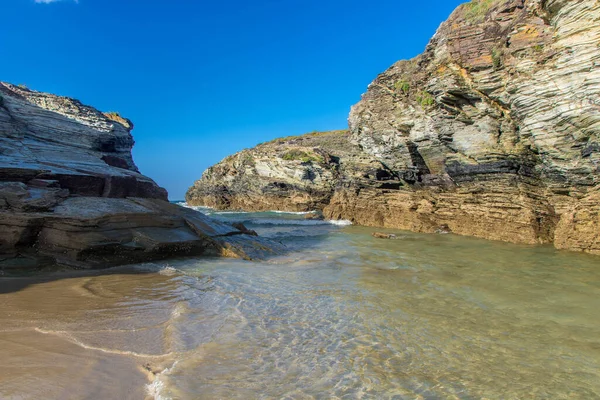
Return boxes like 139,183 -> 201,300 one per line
1,209 -> 599,399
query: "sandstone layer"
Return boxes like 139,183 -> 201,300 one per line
187,0 -> 600,255
0,82 -> 281,271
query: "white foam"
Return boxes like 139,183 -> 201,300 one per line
146,378 -> 168,400
175,202 -> 352,226
212,210 -> 253,215
177,203 -> 250,215
131,263 -> 180,274
221,218 -> 351,226
327,219 -> 353,226
177,203 -> 317,216
146,361 -> 178,400
269,210 -> 314,215
159,266 -> 178,276
34,328 -> 173,358
176,202 -> 212,212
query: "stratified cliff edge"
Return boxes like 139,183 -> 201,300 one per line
0,82 -> 281,271
187,0 -> 600,255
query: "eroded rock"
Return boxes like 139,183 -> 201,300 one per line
0,83 -> 284,270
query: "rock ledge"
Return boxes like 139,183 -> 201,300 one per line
0,82 -> 282,271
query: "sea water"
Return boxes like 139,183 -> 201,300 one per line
0,206 -> 599,399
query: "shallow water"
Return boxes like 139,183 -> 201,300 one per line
1,210 -> 600,399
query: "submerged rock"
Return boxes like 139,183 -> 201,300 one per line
0,82 -> 283,270
186,0 -> 600,255
372,232 -> 399,240
231,222 -> 259,237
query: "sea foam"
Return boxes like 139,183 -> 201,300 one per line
175,203 -> 352,226
219,218 -> 352,227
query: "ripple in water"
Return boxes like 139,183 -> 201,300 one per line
0,211 -> 599,399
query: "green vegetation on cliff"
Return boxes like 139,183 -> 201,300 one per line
281,149 -> 324,164
463,0 -> 502,23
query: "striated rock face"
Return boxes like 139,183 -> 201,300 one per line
187,0 -> 600,255
0,82 -> 282,270
341,0 -> 600,253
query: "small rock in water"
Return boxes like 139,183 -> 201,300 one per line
304,211 -> 324,220
232,222 -> 259,236
435,224 -> 451,234
372,232 -> 398,239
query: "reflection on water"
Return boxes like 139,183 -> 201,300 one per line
1,211 -> 600,399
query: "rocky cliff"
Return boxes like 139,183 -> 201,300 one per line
0,82 -> 281,271
187,0 -> 600,255
186,130 -> 370,212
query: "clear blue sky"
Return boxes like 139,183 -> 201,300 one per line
1,0 -> 464,199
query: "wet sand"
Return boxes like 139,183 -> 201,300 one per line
0,271 -> 180,400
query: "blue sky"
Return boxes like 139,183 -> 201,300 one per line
2,0 -> 464,199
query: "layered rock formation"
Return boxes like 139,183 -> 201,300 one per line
186,130 -> 370,212
187,0 -> 600,255
0,82 -> 281,271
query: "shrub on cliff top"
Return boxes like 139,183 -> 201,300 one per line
103,111 -> 131,129
263,130 -> 348,146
